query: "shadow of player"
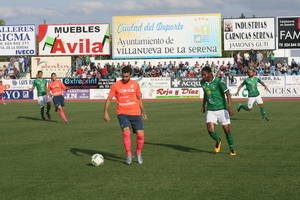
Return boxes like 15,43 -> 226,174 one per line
70,148 -> 125,165
145,142 -> 215,154
17,116 -> 57,123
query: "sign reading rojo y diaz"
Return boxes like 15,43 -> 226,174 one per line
112,14 -> 222,59
278,17 -> 300,49
223,18 -> 275,51
38,24 -> 110,56
0,25 -> 36,56
31,57 -> 72,78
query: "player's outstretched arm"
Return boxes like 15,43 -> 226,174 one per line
201,93 -> 207,113
225,90 -> 234,116
235,85 -> 243,96
259,81 -> 271,93
103,97 -> 112,122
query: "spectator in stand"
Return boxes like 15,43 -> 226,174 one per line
250,49 -> 257,63
101,66 -> 108,78
268,52 -> 275,66
76,67 -> 84,78
257,52 -> 264,64
24,56 -> 30,73
243,52 -> 250,67
18,56 -> 25,73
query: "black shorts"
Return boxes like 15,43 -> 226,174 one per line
53,95 -> 65,107
117,114 -> 144,133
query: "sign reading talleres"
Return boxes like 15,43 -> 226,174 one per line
38,24 -> 110,56
0,25 -> 36,56
278,17 -> 300,49
112,14 -> 222,59
224,18 -> 275,51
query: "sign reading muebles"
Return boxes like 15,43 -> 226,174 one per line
223,18 -> 275,51
38,24 -> 110,56
278,17 -> 300,49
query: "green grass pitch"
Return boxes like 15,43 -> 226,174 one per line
0,101 -> 300,200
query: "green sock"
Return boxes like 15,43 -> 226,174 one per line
240,104 -> 249,111
226,135 -> 235,152
46,103 -> 51,114
259,107 -> 267,117
40,107 -> 45,119
209,132 -> 221,143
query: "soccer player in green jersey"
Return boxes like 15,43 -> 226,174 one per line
235,69 -> 270,121
29,71 -> 52,120
200,67 -> 236,156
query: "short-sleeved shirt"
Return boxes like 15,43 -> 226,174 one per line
33,79 -> 47,96
201,77 -> 228,111
241,77 -> 261,97
0,85 -> 5,94
108,79 -> 142,115
48,80 -> 66,96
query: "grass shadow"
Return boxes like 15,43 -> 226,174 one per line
70,148 -> 125,164
17,116 -> 58,123
145,142 -> 215,154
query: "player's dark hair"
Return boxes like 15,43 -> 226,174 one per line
51,73 -> 56,76
37,70 -> 43,74
201,66 -> 212,73
121,66 -> 133,75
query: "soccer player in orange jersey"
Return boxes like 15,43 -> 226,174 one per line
0,80 -> 6,105
47,73 -> 69,123
103,66 -> 147,165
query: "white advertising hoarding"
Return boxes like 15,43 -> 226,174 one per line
113,14 -> 222,59
38,24 -> 110,56
224,18 -> 275,51
31,57 -> 72,78
0,25 -> 36,56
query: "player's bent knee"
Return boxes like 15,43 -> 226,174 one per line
136,130 -> 144,135
122,127 -> 130,132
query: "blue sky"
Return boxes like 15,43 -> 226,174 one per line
1,0 -> 300,25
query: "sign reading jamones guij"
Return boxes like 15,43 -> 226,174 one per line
278,17 -> 300,49
224,18 -> 275,51
112,14 -> 222,59
0,25 -> 36,56
38,24 -> 110,56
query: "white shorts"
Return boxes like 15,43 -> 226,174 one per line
37,95 -> 52,107
206,109 -> 230,125
247,95 -> 263,109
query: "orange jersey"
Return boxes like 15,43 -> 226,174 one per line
48,80 -> 66,96
0,85 -> 5,94
108,79 -> 142,115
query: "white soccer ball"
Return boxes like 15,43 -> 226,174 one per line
91,153 -> 104,166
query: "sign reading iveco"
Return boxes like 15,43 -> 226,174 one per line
171,77 -> 202,88
0,25 -> 36,56
278,17 -> 300,49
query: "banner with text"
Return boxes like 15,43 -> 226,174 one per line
224,18 -> 275,51
0,25 -> 36,56
278,17 -> 300,49
112,14 -> 222,59
38,24 -> 110,56
31,57 -> 72,78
